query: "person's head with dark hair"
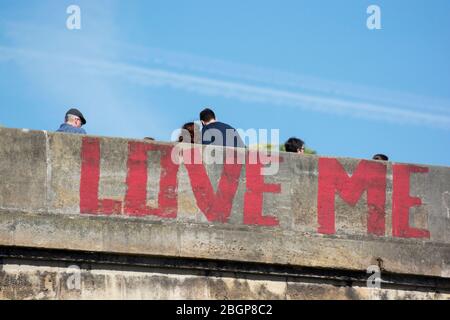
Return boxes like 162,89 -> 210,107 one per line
285,137 -> 305,154
178,122 -> 200,144
373,154 -> 389,161
199,108 -> 216,126
199,108 -> 244,148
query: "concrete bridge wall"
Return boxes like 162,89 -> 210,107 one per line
0,127 -> 449,299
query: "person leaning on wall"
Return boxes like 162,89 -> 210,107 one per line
284,137 -> 305,154
178,122 -> 201,144
200,108 -> 244,148
56,108 -> 87,135
372,154 -> 389,161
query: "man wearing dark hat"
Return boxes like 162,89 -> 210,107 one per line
56,108 -> 87,134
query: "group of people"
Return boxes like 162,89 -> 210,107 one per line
56,107 -> 388,161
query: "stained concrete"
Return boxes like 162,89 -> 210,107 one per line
0,127 -> 449,299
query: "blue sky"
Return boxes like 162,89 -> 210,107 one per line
0,0 -> 449,166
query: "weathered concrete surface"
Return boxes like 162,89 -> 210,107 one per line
0,127 -> 449,299
0,129 -> 47,212
1,258 -> 448,300
1,248 -> 449,300
1,211 -> 448,279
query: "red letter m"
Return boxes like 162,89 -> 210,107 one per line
317,158 -> 387,236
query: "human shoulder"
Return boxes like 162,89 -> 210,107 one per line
56,123 -> 86,134
214,121 -> 235,130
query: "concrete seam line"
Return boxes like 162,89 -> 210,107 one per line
44,130 -> 51,212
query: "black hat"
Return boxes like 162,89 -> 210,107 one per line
66,108 -> 86,125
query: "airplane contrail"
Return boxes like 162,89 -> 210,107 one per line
1,45 -> 450,129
